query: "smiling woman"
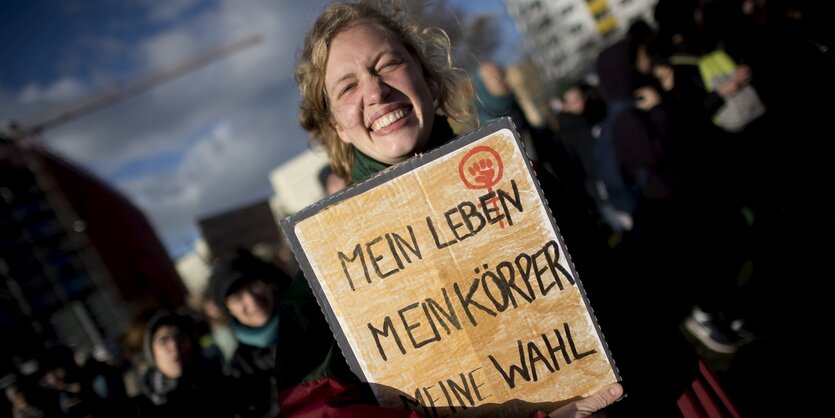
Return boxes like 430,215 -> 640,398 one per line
284,1 -> 624,417
295,0 -> 474,182
325,22 -> 435,166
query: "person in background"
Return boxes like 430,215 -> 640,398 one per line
556,83 -> 608,210
472,61 -> 545,161
38,345 -> 129,418
134,311 -> 228,418
472,62 -> 517,124
208,250 -> 291,418
201,296 -> 239,363
317,165 -> 348,196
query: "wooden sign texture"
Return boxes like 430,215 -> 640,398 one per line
282,118 -> 619,417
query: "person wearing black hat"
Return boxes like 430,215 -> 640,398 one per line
208,249 -> 292,418
133,311 -> 228,418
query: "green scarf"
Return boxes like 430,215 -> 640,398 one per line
350,114 -> 456,184
350,148 -> 390,184
232,310 -> 279,348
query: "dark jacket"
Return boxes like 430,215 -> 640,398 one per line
134,365 -> 229,418
273,262 -> 418,418
227,341 -> 279,418
135,311 -> 230,418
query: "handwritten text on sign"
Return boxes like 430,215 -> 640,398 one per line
289,125 -> 617,417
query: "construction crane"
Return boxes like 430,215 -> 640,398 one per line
5,33 -> 262,139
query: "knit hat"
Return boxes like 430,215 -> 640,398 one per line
207,249 -> 289,316
143,311 -> 194,367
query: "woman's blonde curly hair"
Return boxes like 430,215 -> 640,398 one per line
295,0 -> 474,179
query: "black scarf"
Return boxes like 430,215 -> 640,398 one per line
142,368 -> 179,406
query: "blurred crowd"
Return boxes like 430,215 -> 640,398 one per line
2,249 -> 291,418
474,0 -> 832,415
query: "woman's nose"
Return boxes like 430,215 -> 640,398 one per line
362,75 -> 390,104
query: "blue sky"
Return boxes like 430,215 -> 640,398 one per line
0,0 -> 524,256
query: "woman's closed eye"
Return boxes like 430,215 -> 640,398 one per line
377,59 -> 402,73
338,82 -> 357,99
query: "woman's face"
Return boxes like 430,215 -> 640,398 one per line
325,22 -> 435,166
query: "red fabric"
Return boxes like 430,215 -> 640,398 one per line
677,390 -> 708,418
280,378 -> 559,418
279,377 -> 422,418
697,361 -> 740,417
677,359 -> 741,418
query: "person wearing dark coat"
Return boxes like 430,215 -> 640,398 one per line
133,311 -> 229,418
594,20 -> 701,417
208,249 -> 292,418
556,83 -> 607,206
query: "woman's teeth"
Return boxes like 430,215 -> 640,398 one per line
371,109 -> 407,131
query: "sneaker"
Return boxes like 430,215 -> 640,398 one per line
684,309 -> 740,354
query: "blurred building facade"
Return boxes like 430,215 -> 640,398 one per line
0,138 -> 185,371
175,239 -> 212,308
197,200 -> 282,261
268,149 -> 332,274
181,201 -> 285,308
505,0 -> 656,84
268,149 -> 330,219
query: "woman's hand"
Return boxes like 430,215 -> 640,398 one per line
548,383 -> 624,418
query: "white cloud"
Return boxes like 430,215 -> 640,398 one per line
114,101 -> 307,252
18,78 -> 87,104
41,0 -> 325,165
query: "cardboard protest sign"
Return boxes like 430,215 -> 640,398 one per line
281,118 -> 619,417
